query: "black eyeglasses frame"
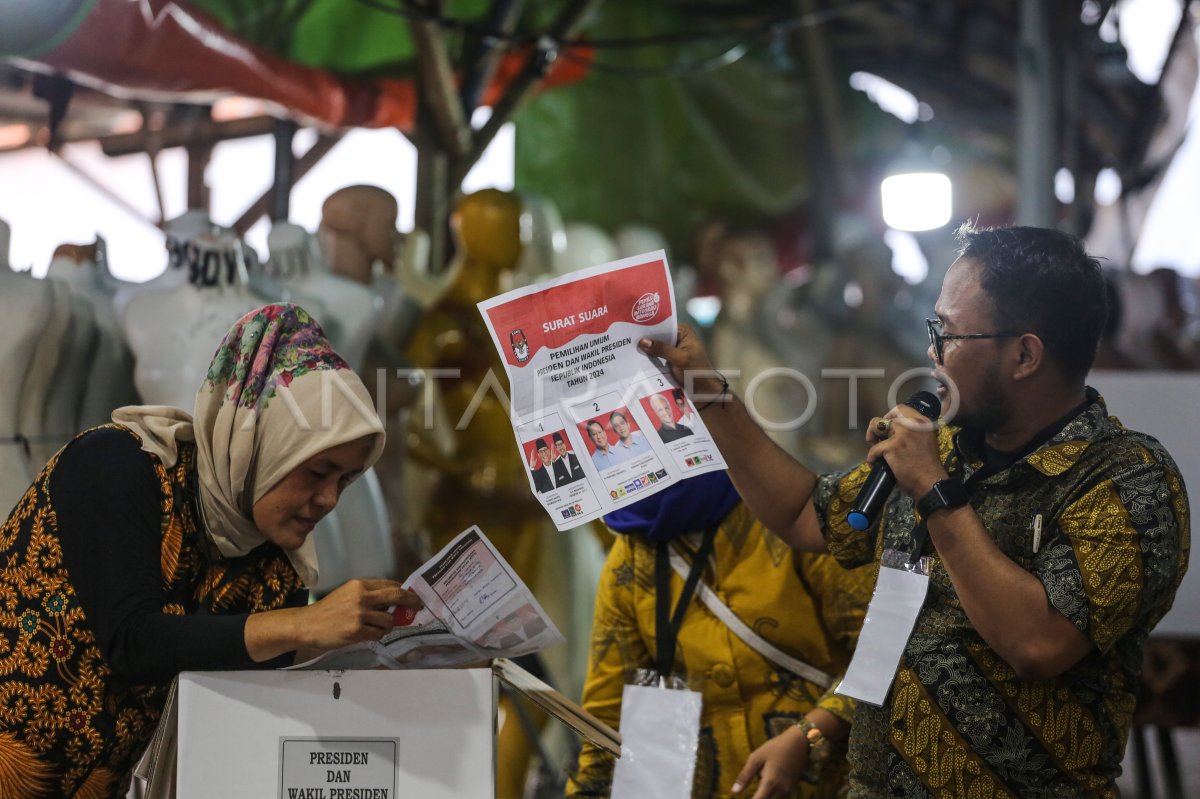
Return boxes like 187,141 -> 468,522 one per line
926,318 -> 1023,365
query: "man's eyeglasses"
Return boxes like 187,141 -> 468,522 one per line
926,318 -> 1022,365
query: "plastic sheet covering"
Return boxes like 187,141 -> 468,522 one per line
0,0 -> 95,56
6,0 -> 590,131
186,0 -> 492,74
513,2 -> 819,259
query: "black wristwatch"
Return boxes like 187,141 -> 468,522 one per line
917,478 -> 969,520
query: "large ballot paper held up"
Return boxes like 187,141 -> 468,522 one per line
477,250 -> 727,530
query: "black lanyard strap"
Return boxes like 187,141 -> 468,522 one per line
654,525 -> 720,681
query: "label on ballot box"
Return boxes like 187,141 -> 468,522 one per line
279,738 -> 398,799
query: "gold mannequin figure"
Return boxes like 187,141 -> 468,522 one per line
405,189 -> 535,533
404,189 -> 550,798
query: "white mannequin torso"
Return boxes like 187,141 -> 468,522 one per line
0,269 -> 53,513
123,231 -> 265,409
112,211 -> 238,323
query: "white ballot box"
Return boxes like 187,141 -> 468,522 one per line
178,668 -> 491,799
167,660 -> 619,799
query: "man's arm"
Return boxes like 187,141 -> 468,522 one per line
924,507 -> 1092,680
871,404 -> 1092,680
640,327 -> 826,552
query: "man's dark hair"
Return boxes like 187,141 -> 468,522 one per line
609,410 -> 628,425
671,388 -> 685,402
954,223 -> 1107,382
587,420 -> 605,433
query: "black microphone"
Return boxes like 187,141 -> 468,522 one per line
846,390 -> 942,533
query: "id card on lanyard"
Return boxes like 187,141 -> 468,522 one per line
611,528 -> 717,799
836,548 -> 931,707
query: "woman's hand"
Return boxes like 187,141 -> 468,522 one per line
731,724 -> 810,799
244,579 -> 423,662
300,579 -> 422,651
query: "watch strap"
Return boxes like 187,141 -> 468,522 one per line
918,478 -> 968,519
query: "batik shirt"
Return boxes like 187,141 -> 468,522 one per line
0,426 -> 305,798
568,503 -> 875,799
815,390 -> 1190,798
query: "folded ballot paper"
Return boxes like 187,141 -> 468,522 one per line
292,526 -> 563,670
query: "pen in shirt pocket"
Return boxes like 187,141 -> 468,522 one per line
1032,511 -> 1043,555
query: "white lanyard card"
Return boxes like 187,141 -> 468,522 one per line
836,549 -> 931,707
611,683 -> 702,799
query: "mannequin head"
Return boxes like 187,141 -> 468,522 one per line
446,188 -> 523,304
555,222 -> 617,276
319,185 -> 400,284
50,241 -> 99,264
47,240 -> 103,289
266,222 -> 321,281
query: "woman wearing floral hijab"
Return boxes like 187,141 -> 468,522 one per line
0,304 -> 419,799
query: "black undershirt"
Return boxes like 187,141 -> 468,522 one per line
50,428 -> 296,685
961,394 -> 1093,481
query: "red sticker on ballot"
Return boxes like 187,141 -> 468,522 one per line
391,605 -> 417,627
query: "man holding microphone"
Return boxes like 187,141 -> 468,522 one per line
641,224 -> 1189,798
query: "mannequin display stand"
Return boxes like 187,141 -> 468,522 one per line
38,264 -> 99,465
317,186 -> 452,580
48,238 -> 141,428
261,221 -> 393,589
263,222 -> 381,373
0,223 -> 54,512
15,276 -> 73,472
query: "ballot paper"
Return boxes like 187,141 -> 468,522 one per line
477,250 -> 727,529
292,526 -> 563,670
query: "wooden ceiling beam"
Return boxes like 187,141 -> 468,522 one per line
233,131 -> 342,234
99,115 -> 277,157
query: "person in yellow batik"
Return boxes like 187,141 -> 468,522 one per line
568,471 -> 873,799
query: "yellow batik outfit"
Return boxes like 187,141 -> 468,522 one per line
568,502 -> 874,798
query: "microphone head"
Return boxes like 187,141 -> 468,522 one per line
904,390 -> 941,422
847,510 -> 871,531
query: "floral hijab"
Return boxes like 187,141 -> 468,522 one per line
113,304 -> 385,586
